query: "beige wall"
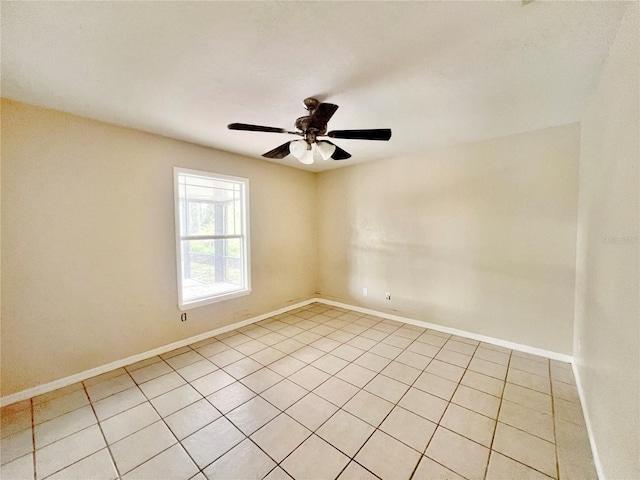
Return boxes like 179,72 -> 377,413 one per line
574,4 -> 639,479
1,99 -> 318,396
317,124 -> 580,354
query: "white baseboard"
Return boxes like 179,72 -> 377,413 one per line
316,298 -> 573,362
0,298 -> 315,407
2,296 -> 573,407
572,362 -> 605,480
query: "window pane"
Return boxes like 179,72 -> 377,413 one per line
180,239 -> 243,302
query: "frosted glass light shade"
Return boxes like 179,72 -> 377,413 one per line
299,149 -> 314,165
290,140 -> 308,159
317,141 -> 336,161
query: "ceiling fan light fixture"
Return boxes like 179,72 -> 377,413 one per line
290,139 -> 314,164
317,141 -> 336,161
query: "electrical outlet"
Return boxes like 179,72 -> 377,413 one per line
385,292 -> 391,300
363,287 -> 368,296
180,313 -> 187,322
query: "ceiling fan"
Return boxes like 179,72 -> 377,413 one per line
228,97 -> 391,165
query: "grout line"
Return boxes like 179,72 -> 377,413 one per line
549,360 -> 561,480
30,398 -> 36,480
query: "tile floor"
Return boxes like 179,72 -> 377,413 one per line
1,303 -> 596,480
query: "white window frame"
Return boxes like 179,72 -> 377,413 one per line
174,167 -> 251,310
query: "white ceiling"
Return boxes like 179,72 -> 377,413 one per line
1,1 -> 627,172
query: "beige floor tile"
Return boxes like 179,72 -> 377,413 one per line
241,368 -> 284,394
354,352 -> 392,372
1,408 -> 32,439
235,339 -> 268,356
312,354 -> 349,375
317,410 -> 375,457
92,387 -> 146,421
440,403 -> 496,447
226,396 -> 279,435
164,398 -> 221,440
498,400 -> 554,442
332,344 -> 366,362
406,341 -> 440,358
380,406 -> 437,452
83,369 -> 128,388
251,413 -> 311,462
503,383 -> 552,414
554,396 -> 586,426
443,339 -> 476,356
150,384 -> 202,417
203,439 -> 275,479
86,374 -> 137,403
314,377 -> 360,407
460,370 -> 504,397
161,346 -> 192,359
110,421 -> 176,474
310,337 -> 342,353
363,375 -> 409,403
100,402 -> 160,444
293,331 -> 322,345
511,350 -> 548,364
176,359 -> 218,382
35,405 -> 97,449
164,351 -> 204,370
46,448 -> 117,480
435,349 -> 471,368
413,371 -> 458,400
190,370 -> 236,397
208,348 -> 245,368
412,456 -> 465,480
223,357 -> 263,379
33,383 -> 85,405
280,325 -> 305,338
555,418 -> 597,480
369,342 -> 403,360
220,332 -> 252,347
510,356 -> 549,377
128,362 -> 172,384
1,453 -> 34,480
242,325 -> 272,339
416,333 -> 447,348
343,324 -> 368,336
261,379 -> 308,410
122,444 -> 198,480
327,329 -> 355,342
281,434 -> 350,480
35,425 -> 105,479
507,368 -> 551,394
286,393 -> 339,431
337,461 -> 378,480
486,451 -> 553,480
34,390 -> 90,425
380,361 -> 422,385
359,328 -> 388,342
551,379 -> 580,403
194,340 -> 230,358
395,351 -> 432,370
468,357 -> 508,380
381,334 -> 412,349
264,467 -> 294,480
289,364 -> 332,390
139,372 -> 186,399
551,366 -> 576,385
250,347 -> 287,366
348,335 -> 379,351
206,381 -> 255,414
291,346 -> 325,364
473,348 -> 510,366
273,338 -> 305,354
336,363 -> 377,388
343,390 -> 394,427
125,357 -> 163,372
424,360 -> 465,383
1,399 -> 31,419
492,422 -> 557,478
452,385 -> 501,419
182,417 -> 245,469
355,430 -> 421,480
425,427 -> 489,480
269,355 -> 307,377
1,428 -> 33,465
398,388 -> 448,423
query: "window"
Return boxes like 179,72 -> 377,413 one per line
174,168 -> 250,309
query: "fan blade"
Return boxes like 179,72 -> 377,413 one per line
228,123 -> 289,134
262,141 -> 292,159
324,141 -> 351,160
327,129 -> 392,141
309,103 -> 339,129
